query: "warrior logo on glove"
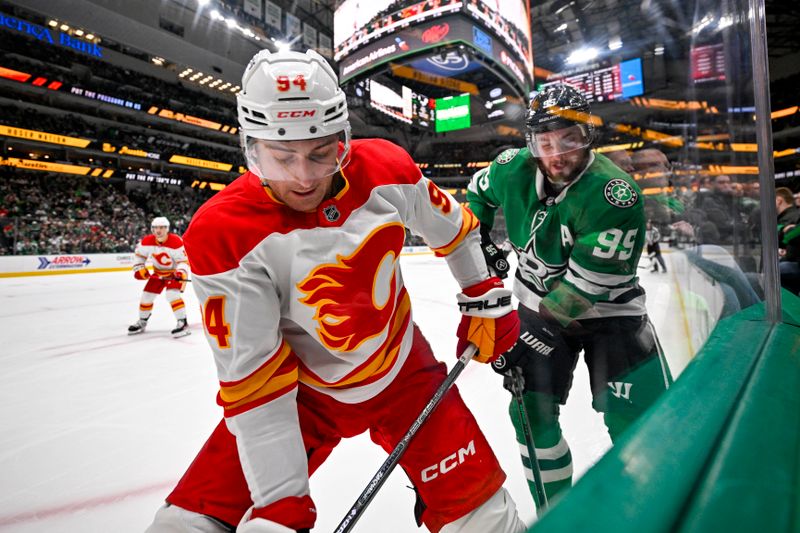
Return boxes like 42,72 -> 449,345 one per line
492,354 -> 510,372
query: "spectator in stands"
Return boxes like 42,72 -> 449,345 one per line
699,175 -> 762,272
0,170 -> 214,255
631,148 -> 694,240
694,175 -> 747,246
631,148 -> 671,185
605,149 -> 634,174
777,187 -> 800,294
0,169 -> 435,257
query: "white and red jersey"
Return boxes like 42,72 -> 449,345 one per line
183,138 -> 488,510
133,233 -> 190,279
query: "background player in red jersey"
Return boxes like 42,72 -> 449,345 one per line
128,216 -> 191,337
145,49 -> 525,533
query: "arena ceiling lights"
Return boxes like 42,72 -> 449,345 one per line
46,19 -> 97,42
178,67 -> 240,93
204,4 -> 263,43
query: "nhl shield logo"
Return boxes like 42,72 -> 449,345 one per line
604,179 -> 637,208
323,205 -> 340,222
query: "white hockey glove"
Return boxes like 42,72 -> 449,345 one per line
456,277 -> 519,363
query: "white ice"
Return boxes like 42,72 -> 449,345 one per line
0,252 -> 684,532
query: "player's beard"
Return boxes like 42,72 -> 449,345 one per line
534,149 -> 590,185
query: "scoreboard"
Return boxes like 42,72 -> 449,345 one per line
690,43 -> 726,83
542,58 -> 644,103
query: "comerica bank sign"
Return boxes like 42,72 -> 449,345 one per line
0,12 -> 103,58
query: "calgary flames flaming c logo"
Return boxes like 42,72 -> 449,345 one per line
297,223 -> 406,352
152,252 -> 173,266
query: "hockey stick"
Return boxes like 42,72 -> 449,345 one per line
137,274 -> 192,282
507,367 -> 548,515
333,343 -> 478,533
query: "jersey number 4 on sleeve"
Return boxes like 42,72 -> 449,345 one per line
203,296 -> 232,349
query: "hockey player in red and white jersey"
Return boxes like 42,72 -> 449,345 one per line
145,49 -> 525,533
128,216 -> 191,338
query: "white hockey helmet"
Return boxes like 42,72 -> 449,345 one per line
237,49 -> 351,181
151,216 -> 170,229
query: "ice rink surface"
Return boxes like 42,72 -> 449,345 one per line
0,252 -> 684,532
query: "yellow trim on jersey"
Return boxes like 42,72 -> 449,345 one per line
431,205 -> 479,256
335,167 -> 352,199
218,342 -> 293,405
262,185 -> 282,204
221,365 -> 299,412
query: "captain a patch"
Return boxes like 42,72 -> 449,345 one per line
604,179 -> 637,208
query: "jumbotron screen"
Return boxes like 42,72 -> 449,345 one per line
334,0 -> 464,61
464,0 -> 532,71
333,1 -> 532,94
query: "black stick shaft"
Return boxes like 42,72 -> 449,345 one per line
510,370 -> 548,514
333,344 -> 478,533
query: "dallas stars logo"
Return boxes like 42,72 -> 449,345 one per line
517,235 -> 566,293
495,148 -> 519,165
604,179 -> 638,208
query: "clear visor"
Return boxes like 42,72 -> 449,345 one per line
527,125 -> 591,157
243,129 -> 351,182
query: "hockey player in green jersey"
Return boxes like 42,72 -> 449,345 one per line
467,84 -> 673,506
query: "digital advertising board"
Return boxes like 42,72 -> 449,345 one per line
435,93 -> 470,132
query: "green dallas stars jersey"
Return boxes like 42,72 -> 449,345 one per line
467,147 -> 648,322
